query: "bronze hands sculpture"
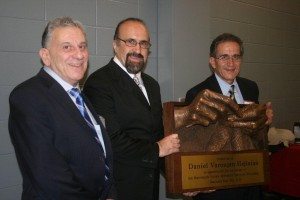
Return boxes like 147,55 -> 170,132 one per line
173,89 -> 268,152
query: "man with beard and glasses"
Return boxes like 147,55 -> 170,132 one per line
83,18 -> 180,200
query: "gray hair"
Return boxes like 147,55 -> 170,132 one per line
41,16 -> 86,48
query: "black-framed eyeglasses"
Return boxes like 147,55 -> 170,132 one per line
215,54 -> 242,62
116,37 -> 151,49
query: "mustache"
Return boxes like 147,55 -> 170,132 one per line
127,52 -> 144,59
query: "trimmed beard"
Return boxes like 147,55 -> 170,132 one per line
125,52 -> 145,74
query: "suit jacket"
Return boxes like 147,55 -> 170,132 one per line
185,74 -> 259,104
83,59 -> 164,200
9,69 -> 115,200
185,74 -> 261,200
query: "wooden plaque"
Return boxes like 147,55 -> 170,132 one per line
163,102 -> 270,195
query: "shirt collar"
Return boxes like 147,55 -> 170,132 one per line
43,66 -> 80,92
214,73 -> 237,95
113,56 -> 142,80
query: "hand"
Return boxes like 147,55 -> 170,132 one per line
157,134 -> 180,157
174,89 -> 239,129
227,103 -> 267,132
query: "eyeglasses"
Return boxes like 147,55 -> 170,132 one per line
215,54 -> 242,62
116,38 -> 151,49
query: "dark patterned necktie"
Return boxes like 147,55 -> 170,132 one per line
229,85 -> 237,103
69,88 -> 110,186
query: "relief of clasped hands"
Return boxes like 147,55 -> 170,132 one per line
174,89 -> 271,151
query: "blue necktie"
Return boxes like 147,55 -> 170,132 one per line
69,88 -> 110,185
69,88 -> 94,130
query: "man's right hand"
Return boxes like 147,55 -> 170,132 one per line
157,134 -> 180,157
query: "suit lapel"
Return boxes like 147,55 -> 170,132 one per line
110,61 -> 150,108
38,69 -> 113,171
131,80 -> 150,107
142,74 -> 155,107
210,74 -> 223,94
81,93 -> 112,149
236,77 -> 253,102
38,69 -> 98,137
83,94 -> 114,164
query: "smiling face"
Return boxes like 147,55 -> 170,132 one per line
113,21 -> 150,74
39,26 -> 89,86
210,41 -> 242,84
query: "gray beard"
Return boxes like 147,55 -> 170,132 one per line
125,52 -> 145,74
125,59 -> 145,74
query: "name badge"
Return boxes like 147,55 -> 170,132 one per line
94,124 -> 101,131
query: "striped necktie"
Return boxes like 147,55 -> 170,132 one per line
69,88 -> 94,130
69,88 -> 110,186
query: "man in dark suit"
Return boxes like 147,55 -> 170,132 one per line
186,33 -> 260,105
9,17 -> 115,200
186,74 -> 259,105
185,33 -> 273,200
83,18 -> 181,200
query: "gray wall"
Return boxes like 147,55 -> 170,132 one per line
0,0 -> 300,199
158,0 -> 210,103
